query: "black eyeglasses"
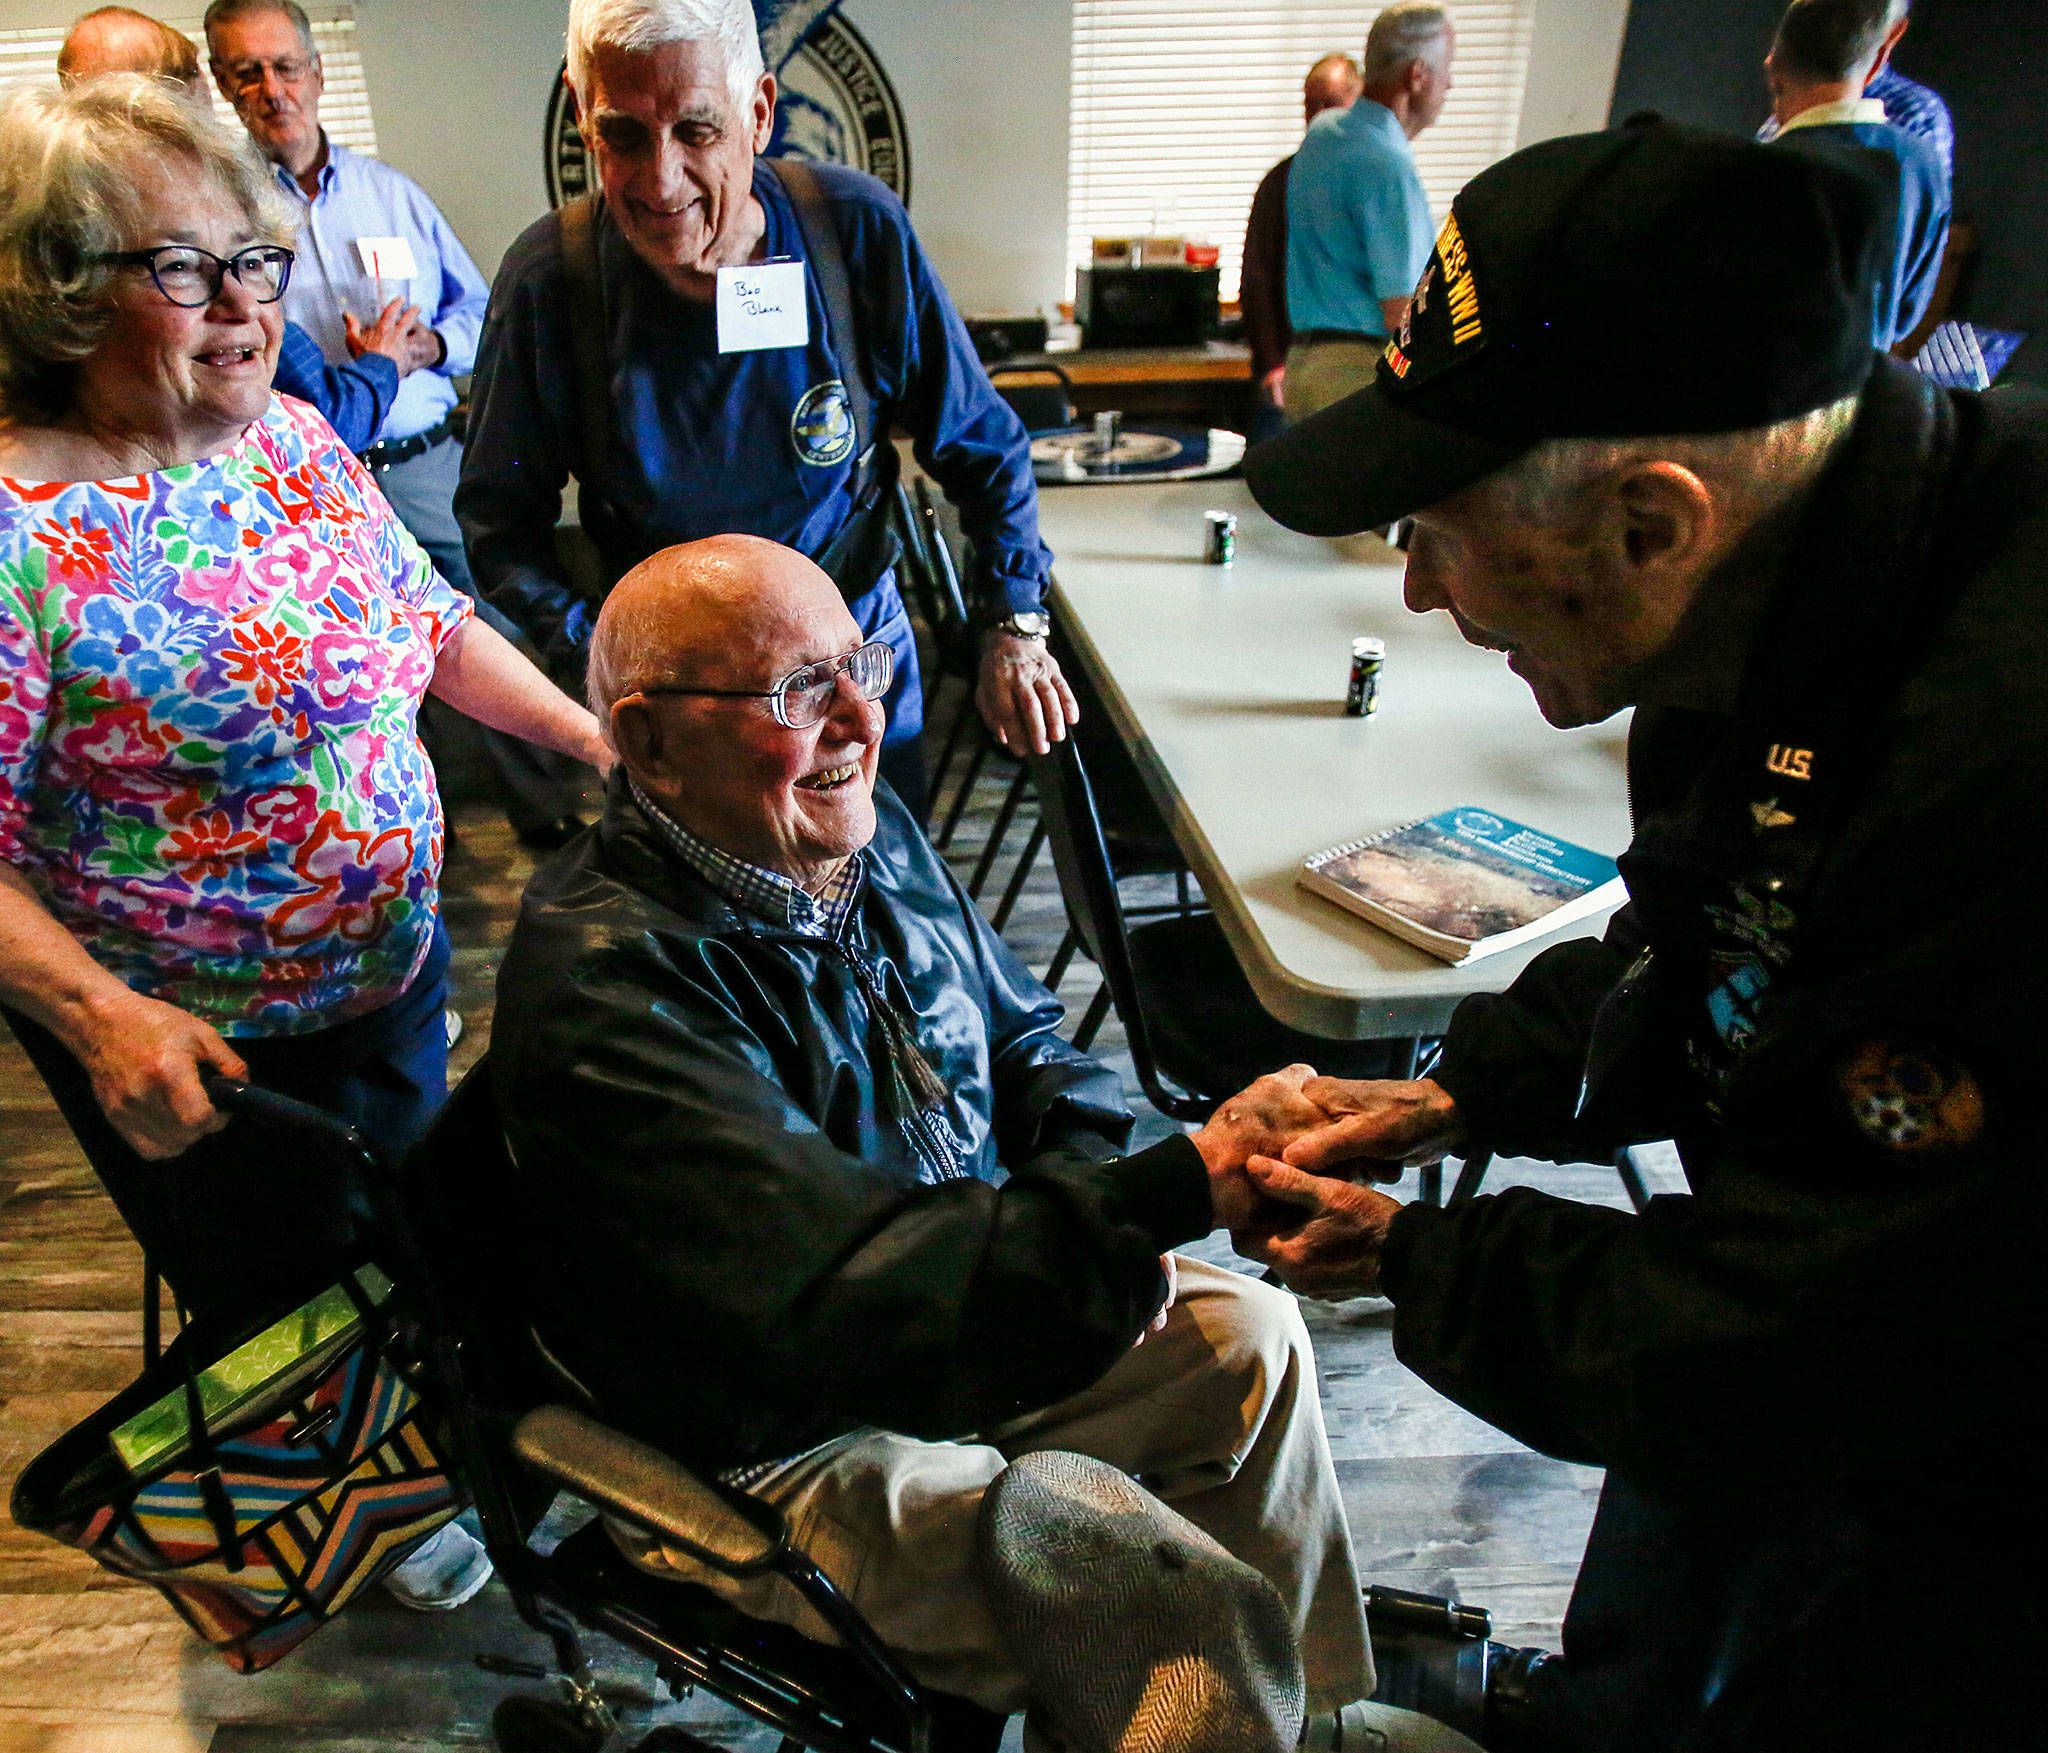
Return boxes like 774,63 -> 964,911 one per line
217,54 -> 316,91
638,641 -> 895,729
98,244 -> 294,308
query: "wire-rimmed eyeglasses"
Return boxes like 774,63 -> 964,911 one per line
637,640 -> 895,729
97,244 -> 295,309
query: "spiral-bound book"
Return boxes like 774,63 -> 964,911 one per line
1299,808 -> 1624,965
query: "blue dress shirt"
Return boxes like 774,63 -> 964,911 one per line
1774,101 -> 1952,347
1758,63 -> 1955,183
270,137 -> 489,444
272,320 -> 398,452
1284,99 -> 1435,340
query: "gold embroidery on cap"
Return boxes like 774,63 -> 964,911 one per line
1437,214 -> 1483,347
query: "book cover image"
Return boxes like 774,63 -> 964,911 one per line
1302,809 -> 1621,960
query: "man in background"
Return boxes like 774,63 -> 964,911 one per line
1766,0 -> 1951,348
461,0 -> 1078,824
1283,3 -> 1453,422
1240,53 -> 1361,439
56,5 -> 424,455
205,0 -> 589,851
1759,0 -> 1953,180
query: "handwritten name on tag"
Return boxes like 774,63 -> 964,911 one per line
354,236 -> 418,282
716,261 -> 809,353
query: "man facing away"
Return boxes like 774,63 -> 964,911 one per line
1244,120 -> 2047,1750
55,4 -> 423,453
489,533 -> 1484,1753
1765,0 -> 1951,350
1283,3 -> 1453,423
459,0 -> 1080,826
1241,53 -> 1362,436
204,0 -> 590,850
1758,0 -> 1954,181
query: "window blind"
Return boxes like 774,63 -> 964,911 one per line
1067,0 -> 1534,303
0,5 -> 380,157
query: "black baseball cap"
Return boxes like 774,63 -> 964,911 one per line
1245,121 -> 1890,537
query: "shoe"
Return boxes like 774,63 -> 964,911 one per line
444,1009 -> 464,1050
1300,1700 -> 1486,1751
382,1520 -> 493,1611
514,813 -> 588,853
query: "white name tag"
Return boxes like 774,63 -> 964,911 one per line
716,260 -> 809,353
354,235 -> 418,281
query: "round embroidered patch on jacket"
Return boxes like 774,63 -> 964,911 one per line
791,380 -> 857,466
1839,1041 -> 1985,1152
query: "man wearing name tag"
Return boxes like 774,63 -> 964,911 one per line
203,0 -> 587,849
1241,124 -> 2048,1750
457,0 -> 1078,818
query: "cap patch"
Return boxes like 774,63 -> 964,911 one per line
1839,1040 -> 1985,1153
1382,212 -> 1487,387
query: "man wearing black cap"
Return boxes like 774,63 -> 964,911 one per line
1239,122 -> 2047,1751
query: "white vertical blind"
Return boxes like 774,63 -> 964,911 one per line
1067,0 -> 1534,303
0,5 -> 380,157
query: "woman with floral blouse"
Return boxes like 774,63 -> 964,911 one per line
0,80 -> 608,1348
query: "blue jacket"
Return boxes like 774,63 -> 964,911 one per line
458,160 -> 1050,659
272,321 -> 397,453
1775,117 -> 1950,348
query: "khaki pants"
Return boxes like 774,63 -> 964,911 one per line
1285,338 -> 1382,423
619,1257 -> 1372,1719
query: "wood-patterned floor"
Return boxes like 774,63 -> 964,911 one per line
0,711 -> 1664,1749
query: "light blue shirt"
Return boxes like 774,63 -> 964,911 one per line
1284,99 -> 1435,340
272,137 -> 489,443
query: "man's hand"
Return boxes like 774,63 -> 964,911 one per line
1133,1252 -> 1177,1346
1237,1156 -> 1404,1298
1280,1076 -> 1463,1180
1259,364 -> 1286,410
77,992 -> 249,1161
1190,1063 -> 1330,1230
344,299 -> 439,375
976,634 -> 1079,756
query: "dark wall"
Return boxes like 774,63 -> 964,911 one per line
1609,1 -> 2048,385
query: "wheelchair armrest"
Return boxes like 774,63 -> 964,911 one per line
511,1405 -> 788,1579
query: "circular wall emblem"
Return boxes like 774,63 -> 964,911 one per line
790,380 -> 856,466
544,15 -> 911,209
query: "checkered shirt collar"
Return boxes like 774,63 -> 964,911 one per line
629,778 -> 862,936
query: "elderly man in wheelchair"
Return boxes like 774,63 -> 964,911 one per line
486,535 -> 1474,1753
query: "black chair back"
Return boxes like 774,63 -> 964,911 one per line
988,363 -> 1077,433
1029,739 -> 1198,1118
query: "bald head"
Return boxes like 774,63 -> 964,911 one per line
58,7 -> 206,96
1304,53 -> 1363,124
590,534 -> 845,721
595,535 -> 886,891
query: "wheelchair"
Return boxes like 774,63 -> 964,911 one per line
193,1060 -> 1505,1752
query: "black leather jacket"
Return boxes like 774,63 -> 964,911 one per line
492,781 -> 1209,1474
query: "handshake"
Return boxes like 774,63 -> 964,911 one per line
1188,1065 -> 1464,1298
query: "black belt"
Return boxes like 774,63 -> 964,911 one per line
1295,328 -> 1380,347
1286,327 -> 1384,348
360,415 -> 458,471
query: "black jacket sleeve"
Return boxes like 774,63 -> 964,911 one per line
1384,890 -> 2044,1510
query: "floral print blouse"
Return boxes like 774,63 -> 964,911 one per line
0,396 -> 473,1036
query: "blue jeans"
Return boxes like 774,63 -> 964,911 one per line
7,921 -> 451,1325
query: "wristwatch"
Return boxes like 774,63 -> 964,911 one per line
989,609 -> 1052,640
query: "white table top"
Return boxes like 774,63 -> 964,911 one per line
1036,476 -> 1634,1039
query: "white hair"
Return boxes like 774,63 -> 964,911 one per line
1364,3 -> 1451,82
1475,396 -> 1863,532
566,0 -> 764,106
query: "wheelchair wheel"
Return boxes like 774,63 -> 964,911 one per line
491,1695 -> 606,1753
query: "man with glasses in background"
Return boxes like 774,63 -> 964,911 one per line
55,5 -> 428,454
202,0 -> 591,851
487,533 -> 1472,1753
